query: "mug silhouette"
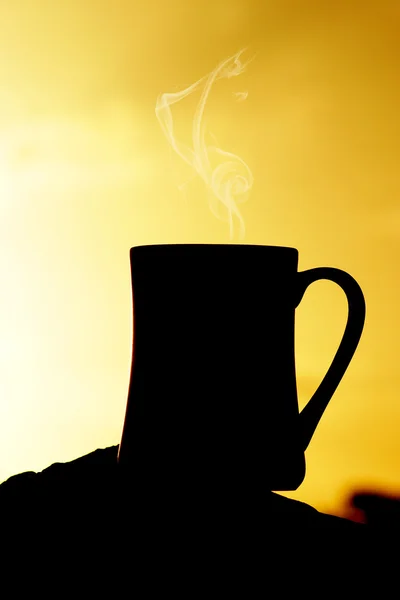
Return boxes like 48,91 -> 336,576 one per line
117,244 -> 365,493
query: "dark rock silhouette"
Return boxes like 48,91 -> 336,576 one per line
0,445 -> 362,533
7,446 -> 397,594
351,491 -> 400,527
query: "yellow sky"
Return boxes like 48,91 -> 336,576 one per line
1,0 -> 400,515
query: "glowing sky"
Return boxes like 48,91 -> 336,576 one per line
1,0 -> 400,515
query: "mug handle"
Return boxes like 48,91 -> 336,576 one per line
295,267 -> 366,451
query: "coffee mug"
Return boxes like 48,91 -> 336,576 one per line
117,244 -> 365,493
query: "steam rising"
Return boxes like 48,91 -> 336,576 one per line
155,48 -> 254,239
233,91 -> 248,102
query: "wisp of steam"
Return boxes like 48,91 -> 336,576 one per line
155,48 -> 254,239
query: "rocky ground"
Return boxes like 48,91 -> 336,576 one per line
0,445 -> 362,529
3,446 -> 399,590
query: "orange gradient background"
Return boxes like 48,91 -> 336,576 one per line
1,0 -> 399,516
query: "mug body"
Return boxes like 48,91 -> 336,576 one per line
118,244 -> 305,493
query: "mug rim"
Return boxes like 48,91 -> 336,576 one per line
130,243 -> 298,253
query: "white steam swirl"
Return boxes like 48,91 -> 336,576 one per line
155,48 -> 254,239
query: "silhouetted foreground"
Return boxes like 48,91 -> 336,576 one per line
7,446 -> 400,592
351,491 -> 400,527
0,445 -> 361,533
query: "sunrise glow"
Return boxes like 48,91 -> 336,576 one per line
1,1 -> 400,516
